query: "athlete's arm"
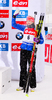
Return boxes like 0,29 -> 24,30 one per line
12,15 -> 26,31
12,9 -> 26,31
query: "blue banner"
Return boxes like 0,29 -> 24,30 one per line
0,43 -> 8,51
0,0 -> 9,7
12,10 -> 28,18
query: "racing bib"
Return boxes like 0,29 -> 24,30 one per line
23,28 -> 37,43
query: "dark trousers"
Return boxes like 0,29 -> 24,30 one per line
19,49 -> 36,88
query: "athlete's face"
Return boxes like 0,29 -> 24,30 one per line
26,20 -> 34,25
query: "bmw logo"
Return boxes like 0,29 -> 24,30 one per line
0,21 -> 5,29
16,32 -> 23,40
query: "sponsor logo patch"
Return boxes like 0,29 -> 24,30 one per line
0,21 -> 5,29
0,0 -> 9,7
16,32 -> 23,40
0,32 -> 9,40
45,44 -> 52,63
45,34 -> 52,40
0,10 -> 9,18
11,43 -> 22,51
12,10 -> 28,18
12,0 -> 28,7
0,43 -> 8,51
24,29 -> 37,35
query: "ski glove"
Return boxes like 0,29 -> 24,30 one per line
14,9 -> 20,16
34,37 -> 40,44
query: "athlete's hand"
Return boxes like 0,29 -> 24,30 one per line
14,9 -> 20,16
34,37 -> 40,44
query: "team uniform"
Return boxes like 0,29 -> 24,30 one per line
12,14 -> 44,90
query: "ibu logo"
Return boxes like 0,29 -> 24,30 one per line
0,0 -> 9,7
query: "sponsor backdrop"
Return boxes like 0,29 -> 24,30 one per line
0,0 -> 45,82
45,27 -> 52,65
